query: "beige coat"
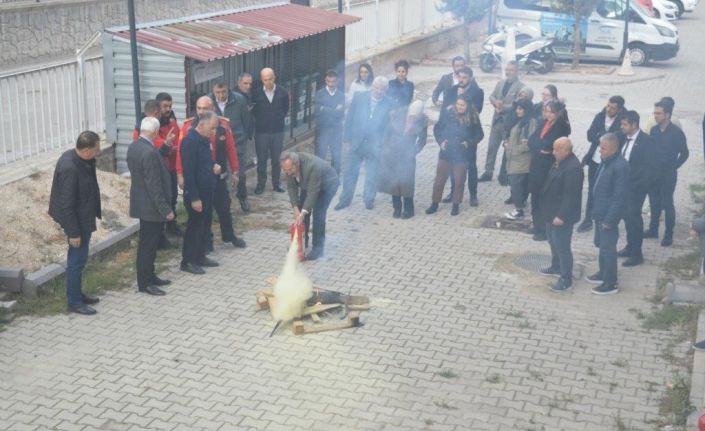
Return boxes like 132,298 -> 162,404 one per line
505,117 -> 537,175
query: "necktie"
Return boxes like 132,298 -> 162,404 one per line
622,138 -> 632,157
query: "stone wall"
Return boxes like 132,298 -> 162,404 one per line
0,0 -> 276,71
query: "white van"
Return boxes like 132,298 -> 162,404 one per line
496,0 -> 679,65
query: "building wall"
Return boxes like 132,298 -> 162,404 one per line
0,0 -> 280,71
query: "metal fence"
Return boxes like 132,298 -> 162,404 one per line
333,0 -> 453,55
0,51 -> 104,166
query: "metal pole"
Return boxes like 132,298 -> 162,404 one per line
338,0 -> 343,13
621,0 -> 630,59
127,0 -> 141,122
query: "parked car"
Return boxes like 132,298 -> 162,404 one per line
666,0 -> 698,16
652,0 -> 680,19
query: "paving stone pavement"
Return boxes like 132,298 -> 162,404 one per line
2,8 -> 705,431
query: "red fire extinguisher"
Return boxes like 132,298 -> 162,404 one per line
289,222 -> 305,262
698,413 -> 705,431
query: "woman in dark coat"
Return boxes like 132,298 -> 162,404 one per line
378,100 -> 428,219
527,100 -> 571,240
387,60 -> 414,109
426,98 -> 484,216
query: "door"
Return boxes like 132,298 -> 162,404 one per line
586,0 -> 626,60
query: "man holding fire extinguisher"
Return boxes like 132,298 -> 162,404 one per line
280,150 -> 339,261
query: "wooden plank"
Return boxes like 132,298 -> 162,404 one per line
296,311 -> 362,335
293,320 -> 305,335
301,303 -> 342,316
310,313 -> 321,323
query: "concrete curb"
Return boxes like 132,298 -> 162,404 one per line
688,310 -> 705,428
0,267 -> 24,293
20,221 -> 140,298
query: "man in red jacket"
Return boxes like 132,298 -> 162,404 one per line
177,96 -> 246,250
132,97 -> 181,239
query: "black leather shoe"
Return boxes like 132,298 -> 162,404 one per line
617,247 -> 630,258
273,186 -> 285,193
68,304 -> 97,315
180,262 -> 205,275
232,237 -> 247,248
478,172 -> 492,182
151,276 -> 171,286
622,256 -> 644,267
450,204 -> 460,216
425,203 -> 439,214
239,198 -> 251,213
139,285 -> 166,296
393,208 -> 401,218
441,193 -> 453,204
643,229 -> 658,239
306,248 -> 324,261
365,201 -> 374,210
254,184 -> 265,195
81,294 -> 100,305
504,197 -> 513,205
198,257 -> 219,267
334,202 -> 349,211
469,197 -> 479,207
661,235 -> 673,247
576,220 -> 593,233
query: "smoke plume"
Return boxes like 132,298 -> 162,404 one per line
271,231 -> 313,323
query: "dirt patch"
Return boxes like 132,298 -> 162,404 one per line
0,169 -> 132,272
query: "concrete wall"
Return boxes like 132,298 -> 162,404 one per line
0,0 -> 278,71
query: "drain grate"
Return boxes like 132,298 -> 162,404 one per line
514,254 -> 552,272
481,215 -> 531,232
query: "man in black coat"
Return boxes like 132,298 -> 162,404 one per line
432,56 -> 465,106
313,70 -> 345,175
617,111 -> 657,267
180,111 -> 222,275
335,76 -> 392,210
252,67 -> 290,194
127,117 -> 174,296
539,137 -> 584,292
48,131 -> 102,315
211,81 -> 251,213
645,98 -> 689,246
587,133 -> 630,296
577,95 -> 626,233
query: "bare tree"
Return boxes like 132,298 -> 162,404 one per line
552,0 -> 601,68
436,0 -> 492,61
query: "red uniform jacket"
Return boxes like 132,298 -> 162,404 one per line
176,117 -> 239,175
131,113 -> 180,171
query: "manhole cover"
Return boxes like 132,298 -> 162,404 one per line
514,254 -> 552,272
481,215 -> 531,232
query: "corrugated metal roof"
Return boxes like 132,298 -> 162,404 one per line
107,3 -> 360,62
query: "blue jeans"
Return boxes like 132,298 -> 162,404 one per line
594,219 -> 619,285
339,143 -> 379,206
66,232 -> 92,307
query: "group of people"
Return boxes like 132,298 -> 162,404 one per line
48,56 -> 693,315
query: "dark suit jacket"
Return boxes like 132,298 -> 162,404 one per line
127,136 -> 173,222
592,153 -> 630,227
286,152 -> 339,213
583,108 -> 626,164
540,153 -> 584,225
343,91 -> 392,152
623,130 -> 656,193
432,72 -> 454,104
441,81 -> 484,116
251,84 -> 290,133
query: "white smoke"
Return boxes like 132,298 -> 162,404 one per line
271,231 -> 313,322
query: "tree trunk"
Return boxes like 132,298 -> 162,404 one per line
464,21 -> 472,62
572,15 -> 581,69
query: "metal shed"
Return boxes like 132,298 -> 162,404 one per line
102,1 -> 360,173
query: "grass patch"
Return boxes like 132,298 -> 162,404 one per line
653,372 -> 695,428
504,309 -> 525,318
610,358 -> 629,369
485,373 -> 502,384
528,369 -> 544,381
433,400 -> 458,410
663,251 -> 702,281
436,369 -> 459,379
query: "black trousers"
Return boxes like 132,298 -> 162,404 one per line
648,171 -> 677,234
624,187 -> 649,258
137,220 -> 164,289
546,222 -> 575,282
182,191 -> 213,265
583,160 -> 599,222
255,131 -> 284,188
236,145 -> 247,200
300,181 -> 339,251
211,178 -> 236,243
315,127 -> 343,175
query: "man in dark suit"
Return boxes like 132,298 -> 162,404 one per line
48,131 -> 102,315
281,151 -> 340,261
431,56 -> 465,106
334,76 -> 392,210
127,117 -> 174,296
313,70 -> 345,175
252,67 -> 290,194
479,61 -> 524,182
440,66 -> 484,116
617,111 -> 657,266
179,111 -> 222,275
586,133 -> 630,296
645,98 -> 689,246
577,95 -> 626,233
538,137 -> 584,292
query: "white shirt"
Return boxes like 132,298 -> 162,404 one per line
622,130 -> 639,161
217,100 -> 226,114
264,84 -> 276,103
592,114 -> 618,165
326,87 -> 337,96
